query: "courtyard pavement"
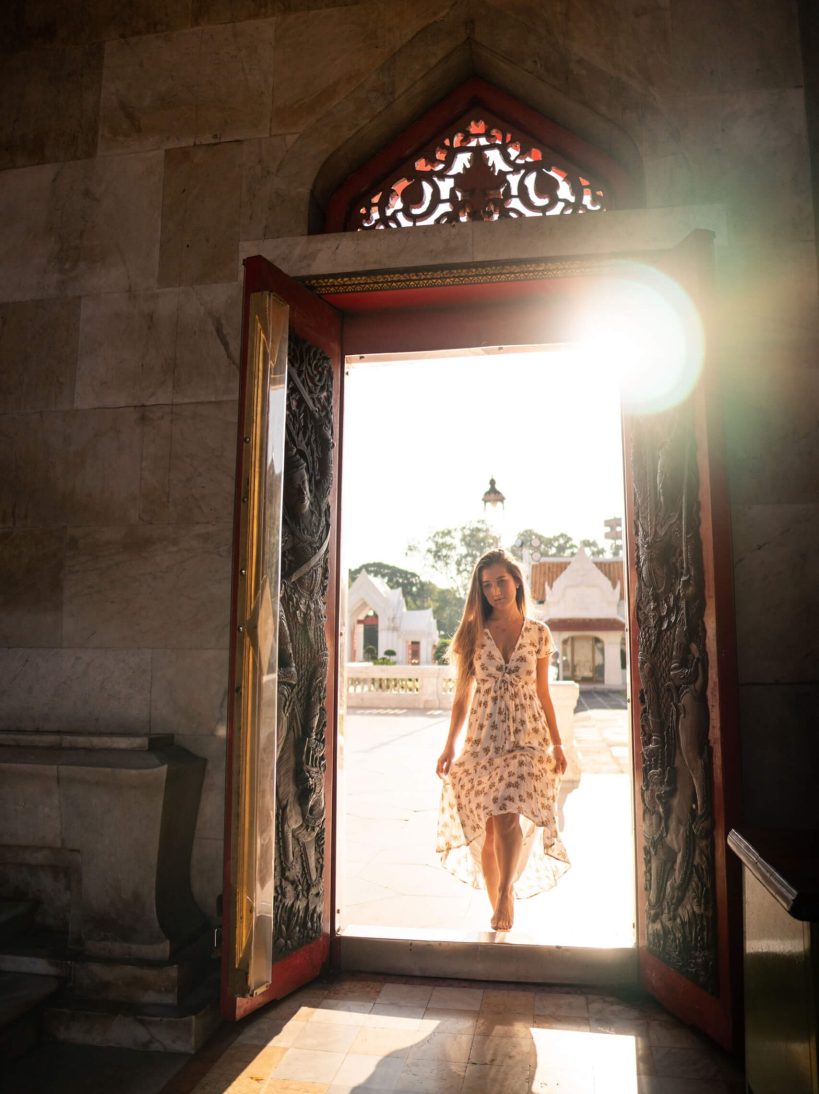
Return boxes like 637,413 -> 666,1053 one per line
338,690 -> 635,948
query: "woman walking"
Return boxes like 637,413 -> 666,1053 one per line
436,548 -> 569,930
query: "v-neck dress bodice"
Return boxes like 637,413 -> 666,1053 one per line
436,618 -> 570,897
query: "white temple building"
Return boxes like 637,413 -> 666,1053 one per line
529,548 -> 627,687
347,571 -> 439,664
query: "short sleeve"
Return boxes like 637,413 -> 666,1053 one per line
537,622 -> 555,659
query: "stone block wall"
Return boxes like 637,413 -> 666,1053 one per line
0,0 -> 817,920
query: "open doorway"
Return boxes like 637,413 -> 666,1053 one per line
336,346 -> 634,951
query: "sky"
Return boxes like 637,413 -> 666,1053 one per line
341,348 -> 625,582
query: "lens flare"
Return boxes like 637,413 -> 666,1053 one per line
572,262 -> 705,415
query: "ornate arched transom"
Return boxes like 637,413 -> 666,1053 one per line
324,79 -> 633,232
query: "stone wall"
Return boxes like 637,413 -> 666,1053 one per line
0,0 -> 817,920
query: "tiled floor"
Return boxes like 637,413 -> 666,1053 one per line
162,974 -> 745,1094
339,697 -> 635,947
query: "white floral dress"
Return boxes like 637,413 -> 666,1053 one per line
436,618 -> 570,897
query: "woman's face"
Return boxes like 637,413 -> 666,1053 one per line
479,562 -> 519,612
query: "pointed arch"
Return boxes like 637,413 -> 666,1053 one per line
324,77 -> 641,232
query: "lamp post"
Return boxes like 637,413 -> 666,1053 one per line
481,477 -> 506,547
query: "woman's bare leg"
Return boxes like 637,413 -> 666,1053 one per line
491,812 -> 523,931
481,816 -> 500,912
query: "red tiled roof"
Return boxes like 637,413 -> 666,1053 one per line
529,558 -> 624,600
545,617 -> 625,631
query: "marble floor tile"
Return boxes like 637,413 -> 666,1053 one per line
395,1058 -> 468,1093
376,983 -> 433,1008
235,1013 -> 307,1047
479,988 -> 535,1016
530,1070 -> 598,1094
292,1022 -> 362,1054
420,1007 -> 479,1035
405,1031 -> 473,1063
366,1003 -> 427,1028
309,1001 -> 374,1026
427,985 -> 484,1011
190,1044 -> 285,1092
348,1025 -> 425,1056
266,1082 -> 329,1094
474,1014 -> 534,1039
460,1061 -> 531,1094
534,991 -> 590,1017
272,1049 -> 346,1084
330,1052 -> 406,1090
469,1034 -> 536,1066
324,978 -> 385,1001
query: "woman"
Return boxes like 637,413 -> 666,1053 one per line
436,549 -> 570,931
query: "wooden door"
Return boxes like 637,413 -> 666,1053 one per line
622,230 -> 742,1051
221,256 -> 342,1020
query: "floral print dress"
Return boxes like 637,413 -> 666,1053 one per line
436,618 -> 570,897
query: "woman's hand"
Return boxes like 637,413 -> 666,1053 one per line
553,743 -> 568,776
436,744 -> 455,778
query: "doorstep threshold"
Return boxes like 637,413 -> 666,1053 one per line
336,926 -> 638,987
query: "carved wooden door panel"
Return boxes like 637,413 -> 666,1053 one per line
222,257 -> 342,1020
622,231 -> 742,1051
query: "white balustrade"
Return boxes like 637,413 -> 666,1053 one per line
344,663 -> 580,781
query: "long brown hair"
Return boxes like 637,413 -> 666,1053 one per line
450,548 -> 528,697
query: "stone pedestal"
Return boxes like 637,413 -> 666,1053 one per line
0,732 -> 219,1051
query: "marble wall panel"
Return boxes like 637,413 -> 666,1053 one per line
566,0 -> 672,95
0,765 -> 61,847
65,408 -> 144,526
240,135 -> 292,241
173,283 -> 242,403
0,43 -> 103,169
270,3 -> 393,134
190,834 -> 222,923
732,503 -> 818,685
0,412 -> 68,527
669,0 -> 803,95
63,523 -> 232,649
168,400 -> 238,523
0,298 -> 80,413
0,648 -> 152,733
140,405 -> 173,523
158,143 -> 242,287
739,683 -> 819,829
0,409 -> 145,528
149,649 -> 229,736
99,28 -> 201,155
722,366 -> 819,506
0,528 -> 65,647
678,88 -> 814,243
138,401 -> 237,523
75,290 -> 177,409
716,243 -> 819,370
0,153 -> 164,303
195,20 -> 276,144
0,0 -> 193,52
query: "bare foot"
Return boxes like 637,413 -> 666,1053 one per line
492,886 -> 515,931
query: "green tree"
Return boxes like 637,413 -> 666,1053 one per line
428,586 -> 465,638
408,520 -> 497,595
348,562 -> 435,608
579,538 -> 607,558
511,530 -> 578,558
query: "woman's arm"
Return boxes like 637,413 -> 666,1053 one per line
436,677 -> 474,778
536,658 -> 568,776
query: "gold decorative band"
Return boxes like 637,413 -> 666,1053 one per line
301,256 -> 630,296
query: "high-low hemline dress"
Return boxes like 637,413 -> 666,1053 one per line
436,618 -> 570,898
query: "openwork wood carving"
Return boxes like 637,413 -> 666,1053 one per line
349,109 -> 607,229
274,331 -> 334,957
632,405 -> 717,992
